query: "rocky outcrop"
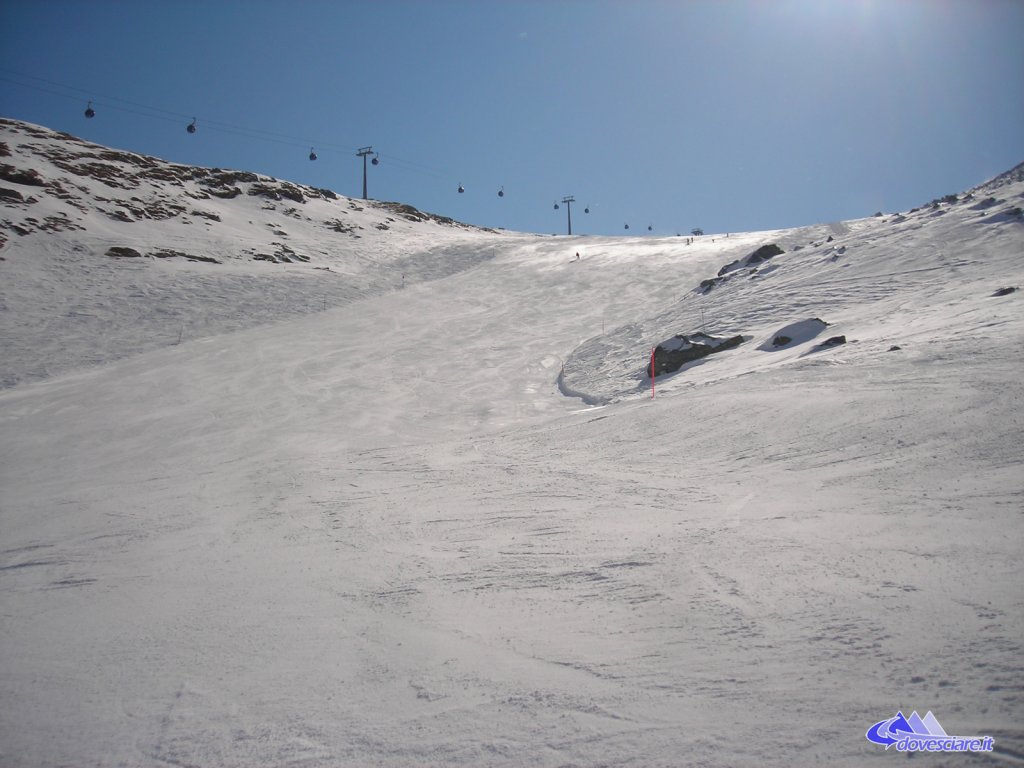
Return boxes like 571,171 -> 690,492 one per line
0,164 -> 45,187
151,249 -> 220,264
0,116 -> 490,265
718,243 -> 784,277
252,243 -> 310,263
106,246 -> 142,258
650,332 -> 745,376
818,335 -> 846,348
698,276 -> 725,293
377,200 -> 490,230
699,243 -> 785,294
248,182 -> 306,204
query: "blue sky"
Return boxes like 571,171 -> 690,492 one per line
2,0 -> 1022,236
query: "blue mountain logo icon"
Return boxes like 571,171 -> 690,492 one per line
866,711 -> 993,753
867,710 -> 947,746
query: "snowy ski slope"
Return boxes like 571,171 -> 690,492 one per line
1,119 -> 1023,766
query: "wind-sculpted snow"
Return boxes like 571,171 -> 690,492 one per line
1,123 -> 1022,766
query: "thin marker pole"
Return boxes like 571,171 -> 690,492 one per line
650,347 -> 656,399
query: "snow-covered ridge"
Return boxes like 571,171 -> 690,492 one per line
561,167 -> 1024,403
970,158 -> 1024,193
0,117 -> 516,387
0,117 -> 494,260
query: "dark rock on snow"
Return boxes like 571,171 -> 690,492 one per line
106,246 -> 143,258
748,243 -> 785,264
699,277 -> 724,293
151,249 -> 221,264
0,164 -> 46,186
717,243 -> 784,277
650,333 -> 745,377
762,318 -> 830,350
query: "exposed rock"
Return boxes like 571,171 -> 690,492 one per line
248,182 -> 305,203
106,246 -> 143,258
0,117 -> 491,274
970,196 -> 1001,211
4,220 -> 32,236
203,185 -> 242,199
89,148 -> 158,170
748,243 -> 784,264
981,207 -> 1023,224
138,166 -> 186,184
275,244 -> 309,263
150,249 -> 221,264
142,201 -> 187,220
650,332 -> 745,376
718,243 -> 784,276
699,276 -> 725,294
992,286 -> 1018,297
45,180 -> 74,199
376,200 -> 482,229
974,159 -> 1024,190
50,159 -> 137,190
206,169 -> 259,186
377,201 -> 427,221
0,164 -> 45,186
819,335 -> 847,347
325,218 -> 357,234
25,214 -> 84,233
105,208 -> 134,223
252,244 -> 310,264
761,318 -> 830,350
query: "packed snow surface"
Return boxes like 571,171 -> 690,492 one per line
1,120 -> 1023,766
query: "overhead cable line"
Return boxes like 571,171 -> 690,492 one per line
0,69 -> 492,184
0,69 -> 682,233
